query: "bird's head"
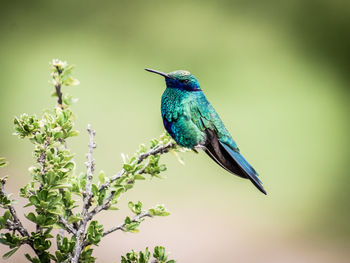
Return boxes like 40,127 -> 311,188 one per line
145,68 -> 201,91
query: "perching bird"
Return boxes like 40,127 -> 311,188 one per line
145,69 -> 266,195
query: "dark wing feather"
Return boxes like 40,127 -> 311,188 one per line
204,129 -> 245,177
204,129 -> 266,195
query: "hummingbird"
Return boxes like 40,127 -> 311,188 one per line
145,69 -> 266,195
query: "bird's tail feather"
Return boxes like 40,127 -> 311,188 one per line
220,142 -> 266,195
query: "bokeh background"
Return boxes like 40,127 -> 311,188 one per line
1,0 -> 349,262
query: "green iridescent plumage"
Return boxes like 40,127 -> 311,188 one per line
161,87 -> 236,149
146,68 -> 266,194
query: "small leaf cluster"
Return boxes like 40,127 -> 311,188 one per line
123,201 -> 144,233
55,235 -> 76,262
26,228 -> 55,262
128,201 -> 142,215
148,204 -> 170,217
51,59 -> 79,106
122,202 -> 170,233
86,221 -> 103,246
121,246 -> 175,263
112,132 -> 187,204
0,232 -> 26,259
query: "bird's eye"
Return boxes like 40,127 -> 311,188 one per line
181,79 -> 189,84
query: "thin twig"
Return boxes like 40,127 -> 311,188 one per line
102,211 -> 152,237
57,216 -> 77,235
71,124 -> 96,263
82,124 -> 96,214
136,159 -> 150,175
54,65 -> 63,108
81,211 -> 152,249
84,191 -> 115,222
37,139 -> 49,190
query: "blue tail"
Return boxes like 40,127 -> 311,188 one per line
220,142 -> 266,195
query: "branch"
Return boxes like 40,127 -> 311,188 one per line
81,211 -> 152,250
72,133 -> 176,262
99,141 -> 175,191
71,124 -> 96,263
102,211 -> 152,237
82,124 -> 96,218
77,140 -> 177,253
37,140 -> 48,181
36,139 -> 49,234
54,64 -> 63,108
136,159 -> 150,175
0,179 -> 29,238
54,79 -> 78,234
57,216 -> 77,235
83,141 -> 176,223
0,178 -> 40,256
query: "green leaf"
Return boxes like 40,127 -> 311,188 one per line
98,170 -> 105,184
108,205 -> 119,210
128,201 -> 134,211
159,164 -> 167,172
63,162 -> 75,170
25,212 -> 36,223
124,184 -> 134,191
98,190 -> 106,206
67,130 -> 79,137
134,174 -> 145,180
91,184 -> 98,197
68,215 -> 82,224
0,236 -> 10,246
3,211 -> 11,221
123,164 -> 133,172
3,247 -> 18,259
128,201 -> 142,215
29,196 -> 40,206
0,158 -> 8,168
63,76 -> 80,87
53,131 -> 63,140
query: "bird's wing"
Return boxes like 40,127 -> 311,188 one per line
188,95 -> 266,194
187,94 -> 237,147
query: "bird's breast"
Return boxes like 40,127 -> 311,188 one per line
161,88 -> 206,148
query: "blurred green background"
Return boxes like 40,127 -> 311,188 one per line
0,0 -> 349,262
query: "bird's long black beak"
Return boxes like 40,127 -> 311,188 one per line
145,68 -> 169,78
